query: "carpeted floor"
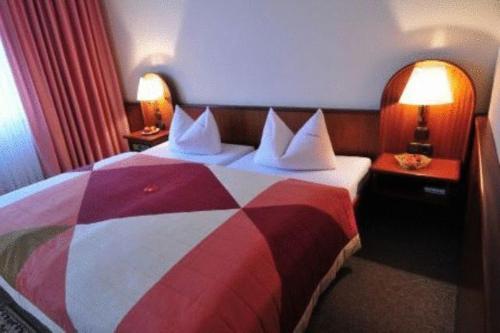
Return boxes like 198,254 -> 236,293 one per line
307,197 -> 461,333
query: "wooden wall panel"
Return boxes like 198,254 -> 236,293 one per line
457,116 -> 500,333
124,102 -> 380,158
380,60 -> 475,163
181,105 -> 380,158
139,73 -> 174,129
124,102 -> 144,132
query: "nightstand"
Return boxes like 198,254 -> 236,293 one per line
371,153 -> 461,205
124,130 -> 169,152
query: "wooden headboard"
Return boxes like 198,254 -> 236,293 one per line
125,102 -> 380,158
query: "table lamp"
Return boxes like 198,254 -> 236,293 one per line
137,75 -> 165,129
399,64 -> 453,155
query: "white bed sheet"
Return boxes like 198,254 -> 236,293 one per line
227,152 -> 371,201
142,141 -> 254,165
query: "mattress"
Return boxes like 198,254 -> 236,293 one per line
228,152 -> 371,201
142,141 -> 254,165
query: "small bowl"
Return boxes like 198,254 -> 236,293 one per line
394,153 -> 432,170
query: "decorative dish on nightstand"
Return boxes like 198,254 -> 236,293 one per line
141,126 -> 160,136
394,153 -> 432,170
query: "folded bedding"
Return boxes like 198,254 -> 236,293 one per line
0,153 -> 360,332
229,151 -> 371,201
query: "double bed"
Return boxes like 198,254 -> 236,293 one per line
0,105 -> 374,332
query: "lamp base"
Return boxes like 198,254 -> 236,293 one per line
407,142 -> 433,156
155,109 -> 165,130
414,126 -> 429,141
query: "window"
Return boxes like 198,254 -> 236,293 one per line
0,37 -> 43,194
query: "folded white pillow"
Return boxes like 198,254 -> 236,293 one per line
169,105 -> 222,155
254,108 -> 336,170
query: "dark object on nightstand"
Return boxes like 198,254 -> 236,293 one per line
371,153 -> 460,205
407,142 -> 433,155
123,130 -> 169,152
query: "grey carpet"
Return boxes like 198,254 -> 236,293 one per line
307,198 -> 460,333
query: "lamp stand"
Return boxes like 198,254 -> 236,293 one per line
152,101 -> 164,130
407,105 -> 433,155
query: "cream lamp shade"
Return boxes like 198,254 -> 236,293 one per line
399,65 -> 453,105
136,76 -> 164,101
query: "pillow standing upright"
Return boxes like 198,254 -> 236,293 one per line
169,105 -> 222,155
254,108 -> 336,170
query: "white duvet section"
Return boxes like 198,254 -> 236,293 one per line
66,209 -> 238,332
93,152 -> 137,169
142,141 -> 254,165
228,152 -> 371,201
0,152 -> 137,208
207,165 -> 280,206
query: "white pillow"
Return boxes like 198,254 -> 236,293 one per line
254,108 -> 336,170
169,105 -> 222,155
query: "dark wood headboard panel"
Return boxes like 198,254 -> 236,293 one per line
125,102 -> 380,158
457,116 -> 500,333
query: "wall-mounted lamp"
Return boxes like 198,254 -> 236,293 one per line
137,74 -> 166,129
399,64 -> 453,155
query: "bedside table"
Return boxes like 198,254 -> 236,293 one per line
371,153 -> 461,205
124,130 -> 169,152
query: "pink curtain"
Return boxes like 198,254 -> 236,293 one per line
0,0 -> 129,176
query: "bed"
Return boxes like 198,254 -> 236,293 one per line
228,152 -> 371,202
0,105 -> 377,332
0,152 -> 359,332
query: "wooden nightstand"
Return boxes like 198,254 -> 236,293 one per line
124,130 -> 169,152
371,153 -> 461,205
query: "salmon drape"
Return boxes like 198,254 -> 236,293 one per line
0,0 -> 129,176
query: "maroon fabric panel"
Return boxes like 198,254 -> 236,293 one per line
244,205 -> 349,333
78,163 -> 239,224
0,0 -> 129,175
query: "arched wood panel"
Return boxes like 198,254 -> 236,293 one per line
139,73 -> 174,129
380,60 -> 475,163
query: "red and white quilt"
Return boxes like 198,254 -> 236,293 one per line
0,154 -> 360,332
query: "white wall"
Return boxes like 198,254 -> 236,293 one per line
488,49 -> 500,163
103,0 -> 500,111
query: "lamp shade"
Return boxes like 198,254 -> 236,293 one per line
136,76 -> 164,101
399,65 -> 453,105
